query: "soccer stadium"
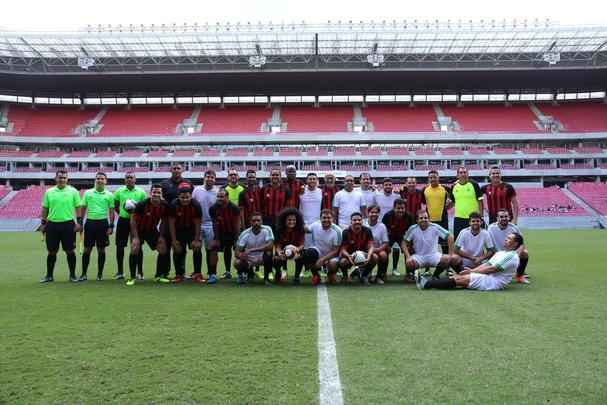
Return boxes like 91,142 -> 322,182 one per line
1,20 -> 607,404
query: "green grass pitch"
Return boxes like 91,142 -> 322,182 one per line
1,230 -> 607,404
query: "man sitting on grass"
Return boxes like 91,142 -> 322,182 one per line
416,233 -> 523,291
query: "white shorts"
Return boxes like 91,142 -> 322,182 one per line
468,273 -> 508,291
411,252 -> 443,267
201,224 -> 214,249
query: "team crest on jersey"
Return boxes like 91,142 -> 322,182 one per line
266,194 -> 271,198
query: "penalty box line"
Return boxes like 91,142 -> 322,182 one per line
317,285 -> 344,405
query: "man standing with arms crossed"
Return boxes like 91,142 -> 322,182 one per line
113,172 -> 146,279
40,170 -> 82,283
451,166 -> 483,240
79,172 -> 115,281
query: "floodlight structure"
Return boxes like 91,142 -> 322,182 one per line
367,43 -> 385,68
249,44 -> 266,68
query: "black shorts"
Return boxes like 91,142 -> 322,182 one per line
84,219 -> 110,248
389,237 -> 404,247
176,230 -> 197,249
217,237 -> 236,252
115,217 -> 131,248
139,230 -> 161,250
45,220 -> 76,252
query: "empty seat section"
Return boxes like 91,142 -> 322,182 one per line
569,182 -> 607,215
0,186 -> 47,218
536,102 -> 607,132
98,107 -> 193,136
6,106 -> 99,137
516,187 -> 586,217
282,106 -> 353,132
442,104 -> 538,132
198,106 -> 270,134
363,104 -> 436,131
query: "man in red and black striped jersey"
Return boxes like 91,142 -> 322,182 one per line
168,187 -> 203,283
320,172 -> 340,212
284,165 -> 303,209
128,184 -> 170,285
261,168 -> 291,230
239,169 -> 262,229
400,177 -> 426,216
481,166 -> 518,225
382,199 -> 416,277
209,188 -> 241,279
338,212 -> 376,285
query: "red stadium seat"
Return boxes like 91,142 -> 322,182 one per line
536,102 -> 607,132
281,106 -> 353,132
363,104 -> 437,132
97,107 -> 193,136
442,104 -> 539,132
5,106 -> 99,137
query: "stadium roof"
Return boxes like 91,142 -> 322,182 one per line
0,22 -> 606,96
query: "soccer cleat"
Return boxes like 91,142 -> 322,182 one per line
268,272 -> 274,281
236,274 -> 245,285
126,278 -> 136,286
69,276 -> 79,283
376,277 -> 385,285
191,273 -> 206,284
403,273 -> 416,284
154,277 -> 171,284
264,279 -> 271,287
391,269 -> 401,277
40,276 -> 54,283
77,275 -> 88,282
311,274 -> 321,286
96,275 -> 103,281
114,272 -> 125,280
361,276 -> 370,286
415,270 -> 430,290
172,276 -> 184,284
281,271 -> 287,282
516,275 -> 531,284
136,273 -> 144,281
207,274 -> 217,285
222,271 -> 232,279
255,270 -> 263,280
350,268 -> 361,280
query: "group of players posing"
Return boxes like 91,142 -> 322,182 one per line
39,164 -> 530,291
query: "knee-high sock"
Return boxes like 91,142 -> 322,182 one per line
97,252 -> 106,276
263,253 -> 273,280
223,248 -> 232,274
392,248 -> 400,270
66,252 -> 77,277
193,250 -> 202,274
425,278 -> 456,289
156,253 -> 169,278
377,260 -> 388,279
137,250 -> 144,275
206,250 -> 217,275
46,254 -> 57,278
174,251 -> 186,277
434,262 -> 450,278
116,247 -> 125,275
128,253 -> 140,279
81,252 -> 91,276
273,260 -> 283,280
294,259 -> 304,279
517,257 -> 529,276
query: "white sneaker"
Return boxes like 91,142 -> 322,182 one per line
391,269 -> 401,277
414,270 -> 428,290
136,273 -> 144,280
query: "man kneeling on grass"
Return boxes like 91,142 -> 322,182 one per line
416,233 -> 523,291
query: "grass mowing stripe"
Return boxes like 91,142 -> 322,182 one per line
317,285 -> 344,405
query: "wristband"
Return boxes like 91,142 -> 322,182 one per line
77,217 -> 83,226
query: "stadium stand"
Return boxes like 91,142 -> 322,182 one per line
536,102 -> 607,132
173,150 -> 196,157
516,187 -> 586,217
4,105 -> 99,137
307,147 -> 329,156
147,150 -> 169,158
225,147 -> 249,157
0,186 -> 47,218
97,107 -> 192,136
281,106 -> 353,132
362,104 -> 437,132
569,182 -> 607,215
441,104 -> 539,132
198,106 -> 271,134
0,185 -> 10,200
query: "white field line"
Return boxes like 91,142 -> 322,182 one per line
317,285 -> 344,405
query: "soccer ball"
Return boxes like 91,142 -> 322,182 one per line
353,250 -> 367,264
124,199 -> 137,212
284,245 -> 297,259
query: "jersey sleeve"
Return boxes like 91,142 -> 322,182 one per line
333,225 -> 343,247
484,231 -> 495,250
42,190 -> 50,208
480,184 -> 488,195
507,183 -> 516,198
81,190 -> 89,207
365,227 -> 374,241
114,188 -> 122,202
433,223 -> 451,240
381,211 -> 391,227
192,200 -> 203,218
454,231 -> 465,249
473,181 -> 483,199
404,226 -> 416,242
490,251 -> 518,272
264,226 -> 275,242
332,192 -> 340,209
236,231 -> 248,248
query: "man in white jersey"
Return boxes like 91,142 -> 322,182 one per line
374,178 -> 400,222
403,209 -> 454,280
299,172 -> 323,231
417,233 -> 523,291
306,209 -> 342,283
488,208 -> 530,284
333,175 -> 366,228
235,212 -> 274,285
192,169 -> 218,283
452,212 -> 495,275
364,204 -> 390,284
358,172 -> 377,208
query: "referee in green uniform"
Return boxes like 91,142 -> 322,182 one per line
113,172 -> 147,279
78,172 -> 115,281
451,166 -> 483,240
40,170 -> 82,283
